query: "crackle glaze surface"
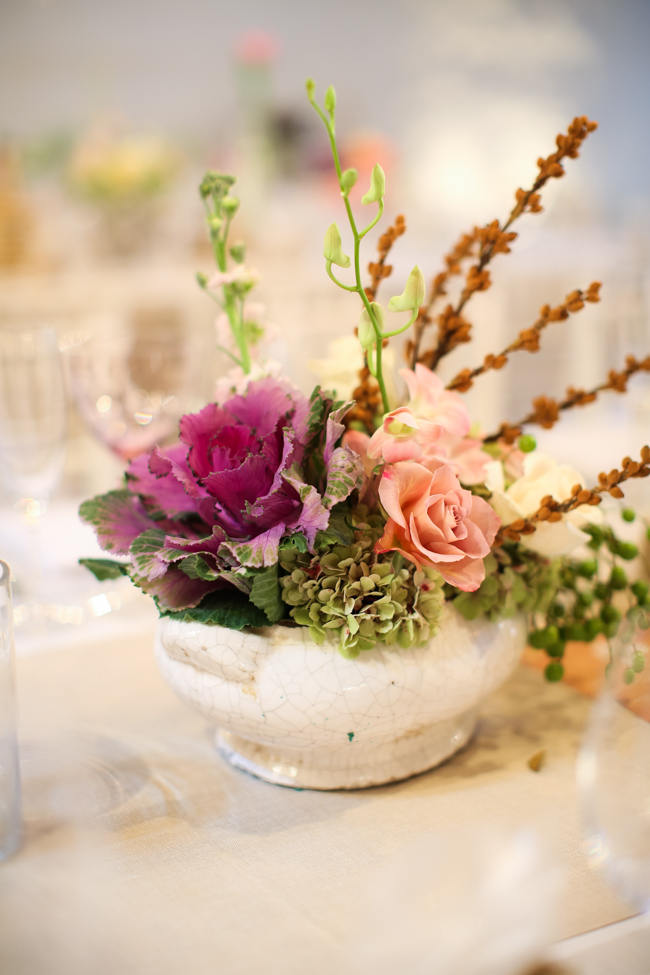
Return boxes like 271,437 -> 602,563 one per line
155,606 -> 527,789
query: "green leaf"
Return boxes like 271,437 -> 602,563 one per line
280,533 -> 308,554
305,386 -> 341,445
129,529 -> 167,578
315,506 -> 355,549
323,446 -> 362,509
361,163 -> 385,205
78,489 -> 151,554
160,590 -> 268,630
78,558 -> 128,581
323,222 -> 351,268
248,564 -> 285,623
388,265 -> 425,312
177,554 -> 222,581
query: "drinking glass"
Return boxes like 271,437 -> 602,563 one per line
0,324 -> 67,618
0,324 -> 66,513
0,560 -> 21,859
577,613 -> 650,910
67,307 -> 197,462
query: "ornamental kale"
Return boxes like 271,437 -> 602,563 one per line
80,378 -> 362,616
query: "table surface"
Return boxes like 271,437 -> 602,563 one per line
1,612 -> 648,975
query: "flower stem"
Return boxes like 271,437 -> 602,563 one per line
310,97 -> 390,413
199,173 -> 252,374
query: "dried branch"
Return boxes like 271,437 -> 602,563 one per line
407,229 -> 479,365
344,216 -> 408,433
410,116 -> 598,370
496,446 -> 650,545
485,354 -> 650,445
446,283 -> 601,393
345,364 -> 383,433
364,213 -> 407,301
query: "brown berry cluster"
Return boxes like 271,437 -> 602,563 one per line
410,116 -> 598,370
496,447 -> 650,545
447,283 -> 601,393
486,352 -> 650,444
365,214 -> 406,302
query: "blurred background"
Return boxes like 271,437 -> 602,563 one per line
1,0 -> 649,631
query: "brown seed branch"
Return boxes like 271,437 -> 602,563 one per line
345,216 -> 408,433
484,354 -> 650,445
407,229 -> 479,366
496,446 -> 650,545
446,282 -> 601,393
410,116 -> 598,371
364,214 -> 407,302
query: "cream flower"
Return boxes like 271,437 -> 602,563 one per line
309,335 -> 396,402
485,452 -> 597,558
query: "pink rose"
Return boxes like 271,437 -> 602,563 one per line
376,460 -> 500,591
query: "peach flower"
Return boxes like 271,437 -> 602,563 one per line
376,461 -> 500,591
402,363 -> 470,436
367,400 -> 489,484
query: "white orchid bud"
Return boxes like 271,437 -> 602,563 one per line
323,223 -> 351,268
361,163 -> 386,205
388,266 -> 425,312
357,303 -> 384,349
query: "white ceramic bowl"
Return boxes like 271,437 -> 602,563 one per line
155,605 -> 526,790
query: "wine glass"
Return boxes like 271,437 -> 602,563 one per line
0,559 -> 21,860
0,323 -> 67,623
66,305 -> 198,464
0,323 -> 66,512
577,613 -> 650,910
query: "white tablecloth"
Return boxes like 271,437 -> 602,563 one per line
1,614 -> 646,974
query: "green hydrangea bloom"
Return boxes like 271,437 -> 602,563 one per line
452,547 -> 561,623
279,520 -> 444,657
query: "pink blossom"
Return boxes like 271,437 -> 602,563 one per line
367,405 -> 489,485
367,407 -> 438,464
376,460 -> 500,591
343,429 -> 379,504
401,364 -> 471,437
234,31 -> 279,65
208,265 -> 258,290
500,442 -> 526,481
429,430 -> 491,485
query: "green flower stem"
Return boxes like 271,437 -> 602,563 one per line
201,286 -> 244,368
325,262 -> 358,292
382,307 -> 420,339
309,95 -> 389,413
359,201 -> 384,239
215,343 -> 243,366
225,288 -> 251,373
202,183 -> 251,375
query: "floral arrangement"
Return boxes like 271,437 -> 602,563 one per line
80,82 -> 650,683
68,129 -> 178,204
